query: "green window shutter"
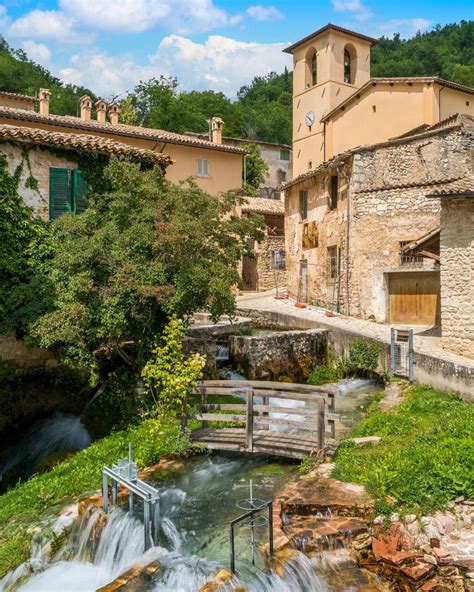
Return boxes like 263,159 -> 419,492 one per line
72,169 -> 88,213
49,167 -> 71,220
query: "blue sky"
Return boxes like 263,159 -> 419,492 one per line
1,1 -> 472,98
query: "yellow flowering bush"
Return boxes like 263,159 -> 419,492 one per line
142,317 -> 206,418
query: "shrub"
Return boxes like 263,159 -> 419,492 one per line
142,317 -> 206,417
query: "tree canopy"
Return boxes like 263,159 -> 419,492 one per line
29,159 -> 264,377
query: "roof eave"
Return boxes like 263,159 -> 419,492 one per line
283,23 -> 378,54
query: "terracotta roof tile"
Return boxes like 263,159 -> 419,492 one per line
0,105 -> 246,155
283,23 -> 378,54
0,124 -> 173,167
241,196 -> 284,215
426,175 -> 474,197
0,90 -> 36,103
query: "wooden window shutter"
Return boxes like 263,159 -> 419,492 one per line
72,169 -> 88,213
49,167 -> 71,220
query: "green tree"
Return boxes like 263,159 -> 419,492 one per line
243,143 -> 268,194
31,158 -> 264,379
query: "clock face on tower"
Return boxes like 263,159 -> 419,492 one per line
305,111 -> 315,127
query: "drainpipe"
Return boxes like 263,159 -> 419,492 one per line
336,163 -> 351,317
243,154 -> 248,187
323,121 -> 326,162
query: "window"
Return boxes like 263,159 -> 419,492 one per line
271,250 -> 286,270
311,51 -> 317,86
344,48 -> 352,84
329,175 -> 338,210
399,241 -> 423,266
196,158 -> 209,177
277,169 -> 287,183
327,246 -> 338,280
279,149 -> 290,161
299,189 -> 308,219
49,167 -> 88,221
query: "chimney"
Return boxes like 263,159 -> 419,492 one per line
79,95 -> 92,121
211,117 -> 223,144
107,102 -> 121,125
95,99 -> 107,123
38,88 -> 50,116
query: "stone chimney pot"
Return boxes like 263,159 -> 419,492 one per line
211,117 -> 223,144
38,88 -> 51,116
94,99 -> 107,123
79,95 -> 93,121
107,102 -> 121,125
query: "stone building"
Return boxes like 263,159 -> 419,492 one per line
284,23 -> 474,177
0,122 -> 171,220
0,91 -> 245,196
239,197 -> 285,292
186,132 -> 293,199
282,114 -> 474,325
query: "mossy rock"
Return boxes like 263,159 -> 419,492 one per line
36,450 -> 75,474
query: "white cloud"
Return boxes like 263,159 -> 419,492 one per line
58,0 -> 240,34
0,6 -> 11,29
376,18 -> 431,37
246,5 -> 284,22
332,0 -> 372,21
55,35 -> 292,98
8,9 -> 78,41
21,40 -> 52,65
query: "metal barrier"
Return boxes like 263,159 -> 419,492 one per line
102,444 -> 160,550
229,480 -> 274,575
390,328 -> 415,381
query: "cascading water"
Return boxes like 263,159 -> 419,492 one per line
0,413 -> 91,490
4,453 -> 333,592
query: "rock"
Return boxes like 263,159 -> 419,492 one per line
432,548 -> 453,565
96,560 -> 160,592
420,580 -> 451,591
405,514 -> 417,524
373,515 -> 384,525
347,436 -> 381,446
454,556 -> 474,570
199,569 -> 246,592
352,532 -> 372,551
390,513 -> 400,523
400,561 -> 435,582
423,554 -> 438,566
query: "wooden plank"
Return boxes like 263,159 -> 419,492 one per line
198,380 -> 339,395
246,389 -> 254,452
253,416 -> 318,431
253,405 -> 320,417
317,399 -> 325,450
192,413 -> 245,423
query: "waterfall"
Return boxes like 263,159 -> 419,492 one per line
215,344 -> 230,362
0,413 -> 91,487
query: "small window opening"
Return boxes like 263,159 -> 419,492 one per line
308,161 -> 313,169
372,104 -> 377,113
329,175 -> 338,210
344,49 -> 352,84
196,158 -> 209,177
311,52 -> 317,86
327,246 -> 338,280
299,189 -> 308,219
399,241 -> 424,265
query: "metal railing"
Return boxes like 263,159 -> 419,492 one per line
102,444 -> 160,550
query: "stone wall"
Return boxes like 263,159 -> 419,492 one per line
284,120 -> 473,322
440,196 -> 474,359
1,142 -> 78,220
229,329 -> 328,381
0,331 -> 56,375
255,233 -> 285,291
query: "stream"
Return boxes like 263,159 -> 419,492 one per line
1,452 -> 382,592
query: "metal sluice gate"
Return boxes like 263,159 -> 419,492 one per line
102,444 -> 160,550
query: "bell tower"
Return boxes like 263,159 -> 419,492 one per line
284,24 -> 376,176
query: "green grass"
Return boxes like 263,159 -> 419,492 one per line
333,385 -> 474,516
0,416 -> 189,578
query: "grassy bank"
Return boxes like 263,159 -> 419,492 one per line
333,385 -> 474,516
0,416 -> 189,578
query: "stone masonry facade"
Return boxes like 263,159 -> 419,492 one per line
440,196 -> 474,358
1,142 -> 78,221
284,116 -> 474,323
255,233 -> 286,291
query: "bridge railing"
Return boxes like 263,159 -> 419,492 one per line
184,380 -> 337,452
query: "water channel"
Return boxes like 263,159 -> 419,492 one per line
4,451 -> 382,592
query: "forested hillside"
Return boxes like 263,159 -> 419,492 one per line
0,37 -> 95,115
0,21 -> 472,144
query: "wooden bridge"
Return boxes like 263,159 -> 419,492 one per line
184,380 -> 338,460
